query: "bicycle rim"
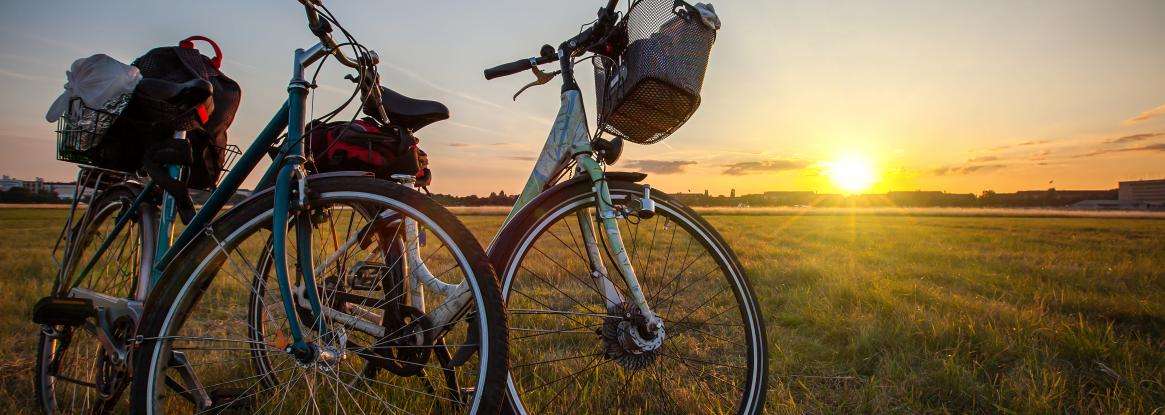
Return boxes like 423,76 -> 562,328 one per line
135,179 -> 505,414
498,184 -> 767,414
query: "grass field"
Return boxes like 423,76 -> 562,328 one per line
1,207 -> 1162,413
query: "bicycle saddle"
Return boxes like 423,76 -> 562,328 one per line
135,78 -> 214,109
369,86 -> 449,131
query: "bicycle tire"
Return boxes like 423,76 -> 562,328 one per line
130,175 -> 509,414
489,178 -> 769,414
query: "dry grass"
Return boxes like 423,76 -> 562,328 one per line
1,207 -> 1163,413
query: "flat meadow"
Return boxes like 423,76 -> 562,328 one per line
1,207 -> 1162,413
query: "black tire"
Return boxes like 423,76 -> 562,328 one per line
130,175 -> 508,414
489,180 -> 769,414
36,186 -> 154,414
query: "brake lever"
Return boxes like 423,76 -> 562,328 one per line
513,66 -> 561,101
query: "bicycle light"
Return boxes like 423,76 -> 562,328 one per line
637,184 -> 656,219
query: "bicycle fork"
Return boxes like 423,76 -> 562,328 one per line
271,83 -> 329,360
575,155 -> 664,336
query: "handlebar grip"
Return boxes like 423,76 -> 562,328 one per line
484,55 -> 557,80
484,58 -> 536,80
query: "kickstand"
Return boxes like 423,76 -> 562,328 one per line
165,351 -> 212,410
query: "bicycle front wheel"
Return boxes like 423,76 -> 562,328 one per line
131,175 -> 508,414
491,179 -> 768,414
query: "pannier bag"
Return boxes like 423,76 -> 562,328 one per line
308,119 -> 431,187
127,36 -> 241,192
595,0 -> 720,144
52,37 -> 241,223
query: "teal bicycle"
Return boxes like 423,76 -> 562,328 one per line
34,2 -> 508,413
483,0 -> 769,413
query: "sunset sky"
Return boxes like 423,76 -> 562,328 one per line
1,0 -> 1162,196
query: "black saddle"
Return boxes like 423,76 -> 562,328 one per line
366,86 -> 449,131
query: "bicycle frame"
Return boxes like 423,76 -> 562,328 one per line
496,61 -> 661,327
62,40 -> 480,360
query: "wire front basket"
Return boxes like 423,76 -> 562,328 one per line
56,96 -> 131,165
595,0 -> 717,144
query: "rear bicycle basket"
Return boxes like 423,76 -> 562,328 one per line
207,142 -> 242,188
55,95 -> 131,165
595,0 -> 717,144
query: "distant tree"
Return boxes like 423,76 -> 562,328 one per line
0,188 -> 63,203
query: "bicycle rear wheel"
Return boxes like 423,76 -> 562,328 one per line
131,175 -> 508,414
36,186 -> 154,414
491,180 -> 768,414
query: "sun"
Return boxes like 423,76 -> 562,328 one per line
824,154 -> 878,194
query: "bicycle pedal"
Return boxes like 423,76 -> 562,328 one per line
32,296 -> 94,326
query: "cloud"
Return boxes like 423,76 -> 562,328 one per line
987,139 -> 1050,151
446,141 -> 513,149
0,68 -> 59,83
1029,149 -> 1052,160
1125,104 -> 1165,124
933,164 -> 1008,176
1105,132 -> 1162,144
380,61 -> 552,126
504,155 -> 537,161
1076,142 -> 1165,158
967,155 -> 999,163
623,159 -> 697,174
722,159 -> 809,175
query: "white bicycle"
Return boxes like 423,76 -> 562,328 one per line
483,0 -> 769,413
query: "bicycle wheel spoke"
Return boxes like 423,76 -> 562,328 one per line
134,188 -> 502,414
504,189 -> 763,414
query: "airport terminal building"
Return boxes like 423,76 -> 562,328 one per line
1119,179 -> 1165,205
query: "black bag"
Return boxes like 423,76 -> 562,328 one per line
90,37 -> 241,222
308,118 -> 431,187
130,37 -> 241,191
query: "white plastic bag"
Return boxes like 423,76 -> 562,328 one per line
46,54 -> 141,122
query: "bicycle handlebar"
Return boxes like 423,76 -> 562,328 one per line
484,55 -> 558,80
483,0 -> 619,80
298,0 -> 360,69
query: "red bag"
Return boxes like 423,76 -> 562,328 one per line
308,118 -> 430,186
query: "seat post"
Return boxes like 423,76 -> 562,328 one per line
153,130 -> 186,277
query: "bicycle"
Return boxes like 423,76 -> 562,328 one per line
33,2 -> 508,413
482,0 -> 768,413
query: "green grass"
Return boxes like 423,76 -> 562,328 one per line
2,208 -> 1163,413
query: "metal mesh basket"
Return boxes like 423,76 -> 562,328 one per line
595,0 -> 717,144
209,142 -> 243,187
55,95 -> 131,165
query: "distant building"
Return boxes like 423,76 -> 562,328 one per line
1118,179 -> 1165,204
760,191 -> 816,206
985,188 -> 1118,207
0,175 -> 21,191
887,191 -> 976,207
0,175 -> 86,201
